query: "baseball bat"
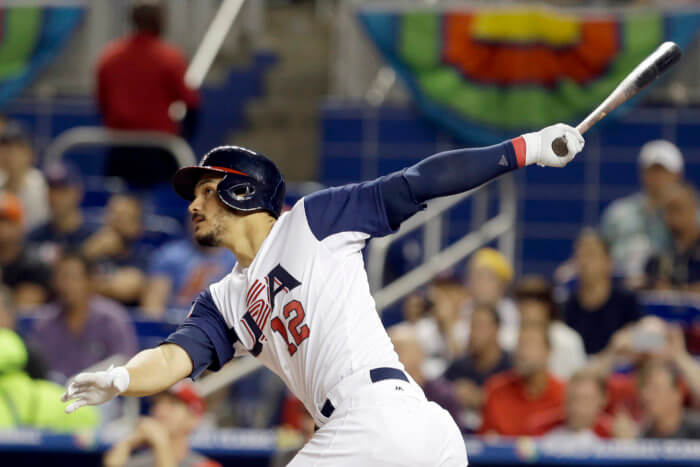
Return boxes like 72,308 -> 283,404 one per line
552,41 -> 682,157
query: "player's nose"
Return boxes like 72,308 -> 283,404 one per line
188,197 -> 201,215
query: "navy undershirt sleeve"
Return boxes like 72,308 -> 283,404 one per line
163,289 -> 238,378
304,178 -> 399,240
305,140 -> 519,236
381,141 -> 518,229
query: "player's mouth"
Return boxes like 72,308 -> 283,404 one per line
192,214 -> 206,226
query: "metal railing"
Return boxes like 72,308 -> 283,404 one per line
368,174 -> 517,312
43,127 -> 196,169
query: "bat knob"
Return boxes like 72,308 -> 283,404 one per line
552,136 -> 569,157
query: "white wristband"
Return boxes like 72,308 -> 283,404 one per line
521,131 -> 541,166
110,366 -> 130,393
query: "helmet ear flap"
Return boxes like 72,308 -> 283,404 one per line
217,174 -> 258,210
227,183 -> 256,201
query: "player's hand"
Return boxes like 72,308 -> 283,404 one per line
522,123 -> 584,168
61,365 -> 130,413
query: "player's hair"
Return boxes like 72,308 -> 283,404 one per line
472,303 -> 501,327
514,275 -> 561,322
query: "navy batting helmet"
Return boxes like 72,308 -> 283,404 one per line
173,146 -> 285,218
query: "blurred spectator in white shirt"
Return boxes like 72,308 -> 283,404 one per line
413,274 -> 468,378
601,140 -> 683,286
0,122 -> 49,231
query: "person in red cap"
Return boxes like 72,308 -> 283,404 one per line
103,380 -> 219,467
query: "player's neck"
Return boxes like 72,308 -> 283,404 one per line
222,212 -> 276,268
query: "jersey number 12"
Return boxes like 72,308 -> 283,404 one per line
271,300 -> 310,356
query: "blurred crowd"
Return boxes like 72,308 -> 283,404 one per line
0,5 -> 697,466
0,110 -> 698,448
392,138 -> 700,442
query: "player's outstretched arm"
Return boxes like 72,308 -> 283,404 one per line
378,123 -> 584,229
61,343 -> 193,413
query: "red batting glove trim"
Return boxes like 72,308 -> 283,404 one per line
511,136 -> 526,167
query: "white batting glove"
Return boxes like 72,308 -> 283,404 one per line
61,365 -> 130,413
521,123 -> 584,168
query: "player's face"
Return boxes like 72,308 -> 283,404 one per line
190,175 -> 228,247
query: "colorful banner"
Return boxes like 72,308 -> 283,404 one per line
0,6 -> 84,108
359,7 -> 700,144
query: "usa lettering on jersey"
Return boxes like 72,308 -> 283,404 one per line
241,264 -> 309,356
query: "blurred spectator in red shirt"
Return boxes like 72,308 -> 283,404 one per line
83,194 -> 153,306
515,276 -> 586,380
97,0 -> 200,188
443,305 -> 511,431
587,318 -> 700,428
28,163 -> 95,264
562,229 -> 642,355
104,381 -> 221,467
0,122 -> 49,230
480,324 -> 565,436
30,251 -> 137,383
0,193 -> 51,307
546,370 -> 609,442
646,182 -> 700,292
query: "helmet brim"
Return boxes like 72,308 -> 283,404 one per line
172,166 -> 229,201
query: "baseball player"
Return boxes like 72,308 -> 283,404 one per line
62,124 -> 584,466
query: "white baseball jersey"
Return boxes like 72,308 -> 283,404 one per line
166,180 -> 468,465
169,181 -> 405,425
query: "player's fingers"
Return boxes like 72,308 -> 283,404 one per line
62,381 -> 81,401
65,398 -> 88,414
563,130 -> 584,154
72,372 -> 98,385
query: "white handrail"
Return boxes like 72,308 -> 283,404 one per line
43,127 -> 196,169
185,0 -> 248,89
195,357 -> 263,397
368,174 -> 517,311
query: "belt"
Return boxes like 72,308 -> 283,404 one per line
320,367 -> 409,419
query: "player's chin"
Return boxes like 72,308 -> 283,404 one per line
193,230 -> 219,247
